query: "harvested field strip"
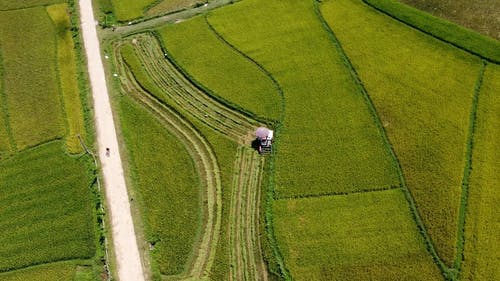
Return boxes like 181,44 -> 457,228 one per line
229,146 -> 267,281
158,16 -> 282,120
0,6 -> 65,149
117,60 -> 222,279
0,141 -> 95,272
118,33 -> 260,142
115,31 -> 270,279
47,3 -> 86,154
321,0 -> 482,266
460,63 -> 500,281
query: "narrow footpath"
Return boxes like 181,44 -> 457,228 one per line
78,0 -> 145,280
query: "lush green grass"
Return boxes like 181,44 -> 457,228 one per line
0,261 -> 77,281
159,16 -> 281,120
0,0 -> 63,10
207,0 -> 399,198
274,189 -> 442,280
321,0 -> 482,265
461,63 -> 500,281
0,6 -> 65,150
363,0 -> 500,63
47,3 -> 86,154
110,0 -> 157,21
119,96 -> 201,276
0,141 -> 95,272
399,0 -> 500,41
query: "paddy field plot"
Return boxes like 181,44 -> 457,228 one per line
321,0 -> 482,265
206,0 -> 400,198
0,141 -> 95,272
119,96 -> 201,276
0,1 -> 98,280
274,189 -> 442,280
461,63 -> 500,281
159,16 -> 281,121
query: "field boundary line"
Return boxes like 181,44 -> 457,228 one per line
361,0 -> 500,64
0,259 -> 93,276
204,16 -> 286,122
313,1 -> 451,279
276,185 -> 401,200
205,16 -> 291,281
154,32 -> 274,126
453,61 -> 487,279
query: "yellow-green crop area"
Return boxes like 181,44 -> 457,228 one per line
119,96 -> 201,275
461,64 -> 500,281
0,1 -> 99,280
321,0 -> 482,267
103,0 -> 499,279
274,190 -> 441,280
159,16 -> 281,120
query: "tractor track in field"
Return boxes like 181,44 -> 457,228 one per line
114,33 -> 269,280
127,33 -> 260,144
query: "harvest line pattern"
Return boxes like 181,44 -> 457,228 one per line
313,0 -> 450,278
114,33 -> 269,280
116,43 -> 222,279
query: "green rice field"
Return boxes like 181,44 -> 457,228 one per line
0,1 -> 99,280
321,0 -> 482,266
90,0 -> 500,279
274,189 -> 442,280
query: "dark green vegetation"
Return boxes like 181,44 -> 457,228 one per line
363,0 -> 500,63
461,63 -> 500,281
119,95 -> 201,275
274,190 -> 441,280
0,1 -> 99,280
0,142 -> 94,271
321,0 -> 482,267
159,16 -> 281,120
399,0 -> 500,41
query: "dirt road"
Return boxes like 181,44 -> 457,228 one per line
78,1 -> 145,280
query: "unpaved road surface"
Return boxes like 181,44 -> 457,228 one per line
78,1 -> 145,280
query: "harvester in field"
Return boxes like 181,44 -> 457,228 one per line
255,127 -> 274,154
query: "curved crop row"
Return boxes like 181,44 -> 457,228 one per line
124,33 -> 261,143
114,33 -> 269,280
116,45 -> 222,278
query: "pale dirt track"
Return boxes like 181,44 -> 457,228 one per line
78,0 -> 145,280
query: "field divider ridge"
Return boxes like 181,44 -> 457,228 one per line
205,15 -> 291,281
276,184 -> 401,201
313,0 -> 452,279
453,60 -> 487,279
